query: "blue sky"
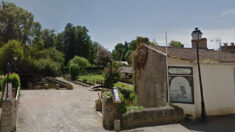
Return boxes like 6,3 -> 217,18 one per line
7,0 -> 235,51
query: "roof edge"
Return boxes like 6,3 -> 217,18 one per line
144,44 -> 167,56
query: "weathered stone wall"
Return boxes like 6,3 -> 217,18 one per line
1,83 -> 19,132
135,45 -> 167,108
121,106 -> 184,129
102,98 -> 120,129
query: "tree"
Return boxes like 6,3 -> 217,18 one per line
129,40 -> 137,50
112,36 -> 154,62
112,43 -> 125,61
91,41 -> 105,63
0,40 -> 24,73
0,1 -> 34,44
68,56 -> 91,68
125,50 -> 135,65
30,47 -> 64,64
69,63 -> 79,80
27,45 -> 65,76
103,63 -> 120,88
60,23 -> 94,64
169,40 -> 184,48
41,29 -> 56,48
95,49 -> 112,67
63,23 -> 75,64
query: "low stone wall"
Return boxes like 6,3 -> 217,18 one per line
45,77 -> 73,89
102,97 -> 120,130
1,84 -> 20,132
121,106 -> 184,129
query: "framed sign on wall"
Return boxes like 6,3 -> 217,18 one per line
168,66 -> 194,104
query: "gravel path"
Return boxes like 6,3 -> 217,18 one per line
16,80 -> 191,132
16,83 -> 106,132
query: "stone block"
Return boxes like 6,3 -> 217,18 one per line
102,97 -> 120,130
44,84 -> 49,89
114,119 -> 120,131
55,84 -> 60,89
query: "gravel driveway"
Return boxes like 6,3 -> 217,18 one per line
16,83 -> 106,132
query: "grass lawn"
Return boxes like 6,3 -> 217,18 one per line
114,82 -> 134,90
78,74 -> 104,82
78,74 -> 134,90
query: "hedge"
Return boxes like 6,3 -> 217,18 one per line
1,73 -> 21,94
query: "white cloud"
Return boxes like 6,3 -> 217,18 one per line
221,9 -> 235,16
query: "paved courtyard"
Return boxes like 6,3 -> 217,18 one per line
16,81 -> 235,132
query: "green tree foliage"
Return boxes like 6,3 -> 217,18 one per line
0,40 -> 24,73
28,46 -> 64,76
112,43 -> 126,61
169,40 -> 184,48
0,2 -> 107,78
1,73 -> 20,93
112,37 -> 156,63
0,1 -> 34,44
126,50 -> 135,66
68,56 -> 91,68
95,49 -> 112,67
103,62 -> 120,88
34,58 -> 62,77
61,23 -> 94,64
69,64 -> 79,80
30,47 -> 64,64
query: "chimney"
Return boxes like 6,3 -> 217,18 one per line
224,43 -> 227,47
192,38 -> 207,49
231,42 -> 234,46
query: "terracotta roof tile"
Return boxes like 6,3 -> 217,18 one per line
147,45 -> 235,63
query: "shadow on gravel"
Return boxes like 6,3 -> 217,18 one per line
181,115 -> 235,132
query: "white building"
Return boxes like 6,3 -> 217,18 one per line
148,38 -> 235,119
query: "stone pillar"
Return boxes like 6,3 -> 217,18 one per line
102,97 -> 120,129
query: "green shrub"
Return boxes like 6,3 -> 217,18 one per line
103,63 -> 120,88
69,64 -> 79,80
95,99 -> 102,105
1,73 -> 20,94
0,40 -> 24,72
31,47 -> 65,64
119,93 -> 127,114
130,92 -> 137,105
118,87 -> 134,99
68,56 -> 91,68
103,90 -> 112,99
34,58 -> 62,77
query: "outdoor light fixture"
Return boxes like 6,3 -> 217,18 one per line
6,62 -> 11,98
191,27 -> 207,121
191,28 -> 202,40
14,56 -> 18,72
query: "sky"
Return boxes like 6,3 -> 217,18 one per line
6,0 -> 235,51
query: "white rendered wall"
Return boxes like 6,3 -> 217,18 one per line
194,63 -> 235,117
168,57 -> 235,119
